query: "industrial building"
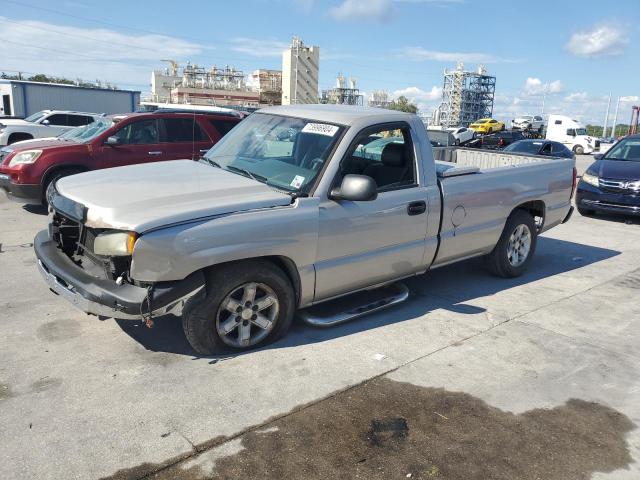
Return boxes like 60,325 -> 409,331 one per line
249,69 -> 282,105
433,63 -> 496,128
368,90 -> 391,108
146,61 -> 281,109
281,36 -> 319,105
0,79 -> 140,117
320,74 -> 363,106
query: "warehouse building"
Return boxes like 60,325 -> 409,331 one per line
0,79 -> 140,118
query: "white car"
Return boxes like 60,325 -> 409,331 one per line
446,127 -> 475,144
0,110 -> 100,146
512,115 -> 544,132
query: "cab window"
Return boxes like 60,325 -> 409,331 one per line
162,118 -> 207,142
340,124 -> 416,192
113,119 -> 160,144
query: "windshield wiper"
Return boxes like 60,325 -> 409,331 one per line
225,165 -> 267,183
198,157 -> 222,168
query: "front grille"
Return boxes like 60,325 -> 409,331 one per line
50,211 -> 125,280
599,178 -> 640,194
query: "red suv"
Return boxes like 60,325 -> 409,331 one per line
0,109 -> 243,204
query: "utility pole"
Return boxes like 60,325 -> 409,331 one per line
611,96 -> 621,139
602,92 -> 611,138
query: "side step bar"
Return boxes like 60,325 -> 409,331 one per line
298,283 -> 410,328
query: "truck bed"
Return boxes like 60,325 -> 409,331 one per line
429,146 -> 575,268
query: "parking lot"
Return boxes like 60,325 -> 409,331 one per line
1,155 -> 639,480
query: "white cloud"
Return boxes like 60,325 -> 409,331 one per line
620,95 -> 639,102
393,86 -> 442,102
564,92 -> 588,102
522,77 -> 563,96
402,46 -> 511,64
329,0 -> 396,22
0,16 -> 204,88
565,24 -> 628,58
229,37 -> 289,57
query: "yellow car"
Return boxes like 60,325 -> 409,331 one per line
469,118 -> 505,134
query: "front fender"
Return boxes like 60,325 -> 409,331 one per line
130,197 -> 320,307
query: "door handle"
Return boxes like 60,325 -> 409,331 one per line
148,151 -> 162,156
199,149 -> 209,154
407,201 -> 426,216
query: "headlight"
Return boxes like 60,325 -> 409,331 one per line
93,231 -> 137,256
8,149 -> 42,167
581,172 -> 599,187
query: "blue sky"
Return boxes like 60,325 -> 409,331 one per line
0,0 -> 638,123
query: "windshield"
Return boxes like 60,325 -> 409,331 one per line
58,118 -> 114,143
427,130 -> 453,146
203,113 -> 344,193
475,119 -> 489,124
24,111 -> 47,123
604,138 -> 640,162
504,141 -> 542,154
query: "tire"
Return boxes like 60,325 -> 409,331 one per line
7,133 -> 33,145
486,210 -> 537,278
42,168 -> 85,204
573,145 -> 585,155
500,124 -> 506,131
577,206 -> 595,216
182,260 -> 295,355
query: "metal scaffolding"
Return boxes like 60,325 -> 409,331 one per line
437,63 -> 496,128
320,74 -> 363,106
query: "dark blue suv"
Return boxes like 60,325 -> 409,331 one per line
576,135 -> 640,217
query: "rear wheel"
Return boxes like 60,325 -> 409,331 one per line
573,145 -> 585,155
486,210 -> 537,278
182,260 -> 295,355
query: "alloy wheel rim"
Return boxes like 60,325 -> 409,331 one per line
215,282 -> 279,348
507,224 -> 531,267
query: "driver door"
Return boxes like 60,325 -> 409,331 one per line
314,122 -> 431,301
99,118 -> 167,169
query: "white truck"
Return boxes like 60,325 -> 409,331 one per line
546,114 -> 598,155
0,110 -> 100,146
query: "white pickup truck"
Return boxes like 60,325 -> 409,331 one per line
0,110 -> 100,146
34,105 -> 576,354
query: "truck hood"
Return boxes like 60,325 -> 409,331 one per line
55,160 -> 293,232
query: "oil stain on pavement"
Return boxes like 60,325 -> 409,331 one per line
108,377 -> 635,480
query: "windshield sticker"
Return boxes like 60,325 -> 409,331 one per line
290,175 -> 306,188
302,123 -> 339,137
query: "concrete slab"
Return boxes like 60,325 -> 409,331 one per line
1,184 -> 639,479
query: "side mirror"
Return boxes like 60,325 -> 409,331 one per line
593,153 -> 603,160
105,136 -> 120,146
41,119 -> 50,126
330,174 -> 377,202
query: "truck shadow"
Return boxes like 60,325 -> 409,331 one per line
116,236 -> 620,358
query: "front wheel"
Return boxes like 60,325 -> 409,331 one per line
182,260 -> 295,355
486,210 -> 537,278
573,145 -> 585,155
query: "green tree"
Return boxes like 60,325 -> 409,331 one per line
387,96 -> 418,114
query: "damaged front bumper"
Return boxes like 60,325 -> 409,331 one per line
34,230 -> 204,320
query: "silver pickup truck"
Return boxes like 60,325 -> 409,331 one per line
34,105 -> 576,354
